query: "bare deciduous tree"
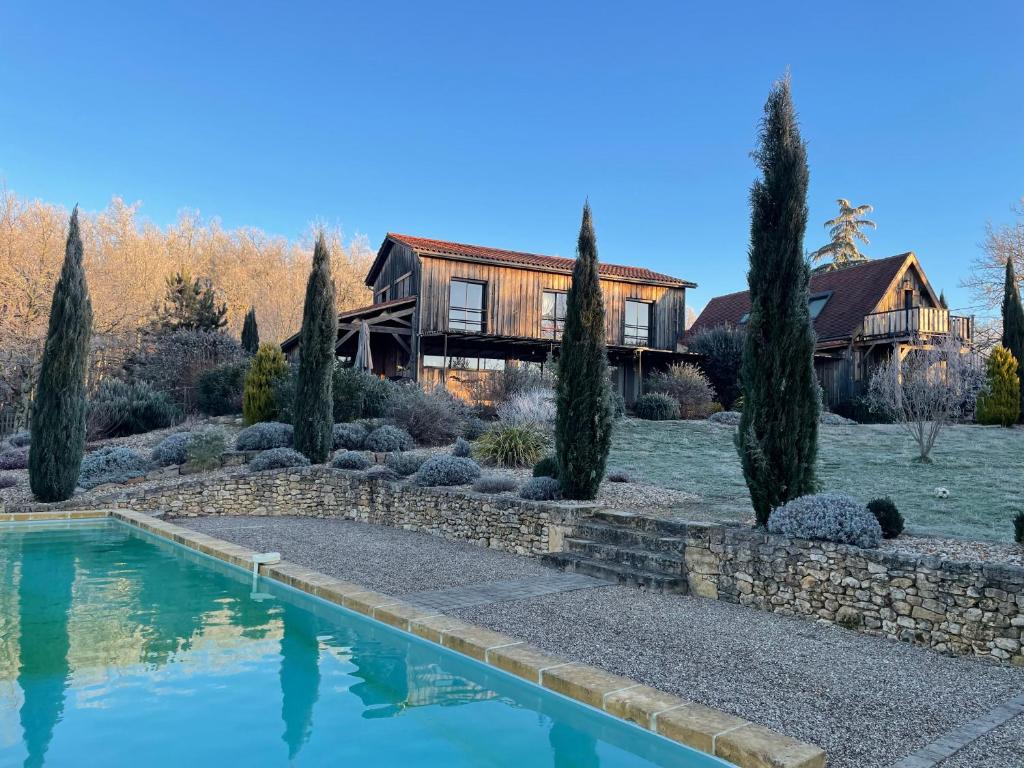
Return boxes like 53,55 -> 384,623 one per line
867,336 -> 985,462
962,198 -> 1024,311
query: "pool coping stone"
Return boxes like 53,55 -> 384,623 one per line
1,509 -> 826,768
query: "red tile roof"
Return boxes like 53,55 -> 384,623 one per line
688,254 -> 913,343
379,233 -> 695,287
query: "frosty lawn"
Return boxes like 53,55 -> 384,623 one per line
609,419 -> 1024,543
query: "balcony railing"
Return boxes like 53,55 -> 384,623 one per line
862,307 -> 973,342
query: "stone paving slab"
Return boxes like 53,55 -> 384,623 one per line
404,573 -> 610,611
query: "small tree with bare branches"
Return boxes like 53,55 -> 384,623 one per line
867,337 -> 984,463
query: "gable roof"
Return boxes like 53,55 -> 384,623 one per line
367,233 -> 695,288
688,253 -> 918,343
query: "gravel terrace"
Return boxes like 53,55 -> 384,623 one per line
183,515 -> 1024,768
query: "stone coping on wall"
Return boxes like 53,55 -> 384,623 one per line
0,508 -> 825,768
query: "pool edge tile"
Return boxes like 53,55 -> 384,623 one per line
714,723 -> 827,768
485,643 -> 569,685
541,663 -> 638,710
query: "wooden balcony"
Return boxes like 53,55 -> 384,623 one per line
862,307 -> 973,342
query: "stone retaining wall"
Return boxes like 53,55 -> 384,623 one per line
13,466 -> 588,557
677,521 -> 1024,665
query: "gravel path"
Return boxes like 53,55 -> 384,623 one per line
182,515 -> 1024,768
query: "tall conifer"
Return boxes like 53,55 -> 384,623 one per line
29,208 -> 93,501
1001,258 -> 1024,420
555,202 -> 613,500
293,233 -> 336,462
737,77 -> 820,524
241,307 -> 260,354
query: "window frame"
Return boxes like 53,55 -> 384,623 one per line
623,299 -> 653,346
541,289 -> 568,340
447,278 -> 487,333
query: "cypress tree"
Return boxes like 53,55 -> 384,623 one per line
29,207 -> 94,502
737,77 -> 820,525
293,232 -> 336,463
555,202 -> 613,500
241,307 -> 260,354
1001,258 -> 1024,419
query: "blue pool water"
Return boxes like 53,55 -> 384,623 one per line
0,521 -> 728,767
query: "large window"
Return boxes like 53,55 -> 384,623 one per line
541,290 -> 567,339
423,355 -> 505,371
448,279 -> 485,332
624,300 -> 651,346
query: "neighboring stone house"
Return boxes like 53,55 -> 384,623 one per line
282,233 -> 698,403
687,253 -> 974,410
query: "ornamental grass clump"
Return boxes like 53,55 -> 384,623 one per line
472,474 -> 518,494
413,455 -> 481,487
248,447 -> 310,472
867,497 -> 904,539
646,363 -> 717,419
767,492 -> 882,549
235,422 -> 294,451
331,450 -> 372,470
473,424 -> 547,468
519,476 -> 562,501
385,451 -> 428,476
78,447 -> 151,490
364,425 -> 414,453
633,393 -> 679,421
333,422 -> 368,450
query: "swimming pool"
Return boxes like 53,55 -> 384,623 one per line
0,520 -> 731,767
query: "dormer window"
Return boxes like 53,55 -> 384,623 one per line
739,292 -> 831,324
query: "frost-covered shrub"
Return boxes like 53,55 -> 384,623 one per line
820,411 -> 856,426
532,455 -> 559,478
87,378 -> 182,439
363,465 -> 400,482
633,393 -> 679,421
235,422 -> 294,451
0,448 -> 29,470
248,447 -> 310,472
767,492 -> 882,549
385,451 -> 428,476
607,388 -> 626,420
708,410 -> 742,426
606,468 -> 631,483
413,455 -> 481,486
0,474 -> 17,489
472,474 -> 518,494
519,476 -> 561,501
78,447 -> 151,489
473,424 -> 547,468
387,384 -> 468,446
151,432 -> 195,466
7,430 -> 30,448
451,437 -> 472,457
331,450 -> 372,470
867,497 -> 904,539
496,388 -> 556,429
185,428 -> 228,470
646,363 -> 716,418
365,425 -> 414,453
332,422 -> 368,450
332,365 -> 398,422
463,416 -> 489,440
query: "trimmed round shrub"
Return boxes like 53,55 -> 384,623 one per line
767,492 -> 882,549
532,455 -> 559,478
868,497 -> 904,539
413,455 -> 481,487
248,447 -> 310,472
363,465 -> 400,482
331,450 -> 372,470
332,422 -> 368,450
365,425 -> 414,453
236,422 -> 294,451
633,392 -> 680,421
7,430 -> 30,448
472,474 -> 518,494
451,437 -> 472,458
0,474 -> 17,489
473,424 -> 547,468
0,447 -> 29,471
197,361 -> 248,416
606,468 -> 631,483
151,432 -> 196,466
385,451 -> 428,476
78,447 -> 151,489
708,410 -> 742,426
87,378 -> 182,439
519,476 -> 561,501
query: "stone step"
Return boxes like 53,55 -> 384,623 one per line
588,509 -> 692,537
541,552 -> 687,594
564,537 -> 684,575
569,520 -> 684,553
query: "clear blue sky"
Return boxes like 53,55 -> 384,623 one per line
2,1 -> 1021,318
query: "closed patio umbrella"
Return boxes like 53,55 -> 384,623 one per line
354,320 -> 373,372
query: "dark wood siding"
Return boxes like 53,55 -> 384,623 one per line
371,242 -> 420,301
417,256 -> 685,349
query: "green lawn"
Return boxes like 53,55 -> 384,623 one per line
608,419 -> 1024,542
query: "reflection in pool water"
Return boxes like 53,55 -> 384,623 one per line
0,521 -> 727,767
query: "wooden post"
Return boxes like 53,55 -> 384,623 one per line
442,333 -> 448,391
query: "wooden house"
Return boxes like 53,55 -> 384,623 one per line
687,253 -> 974,409
282,233 -> 696,403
